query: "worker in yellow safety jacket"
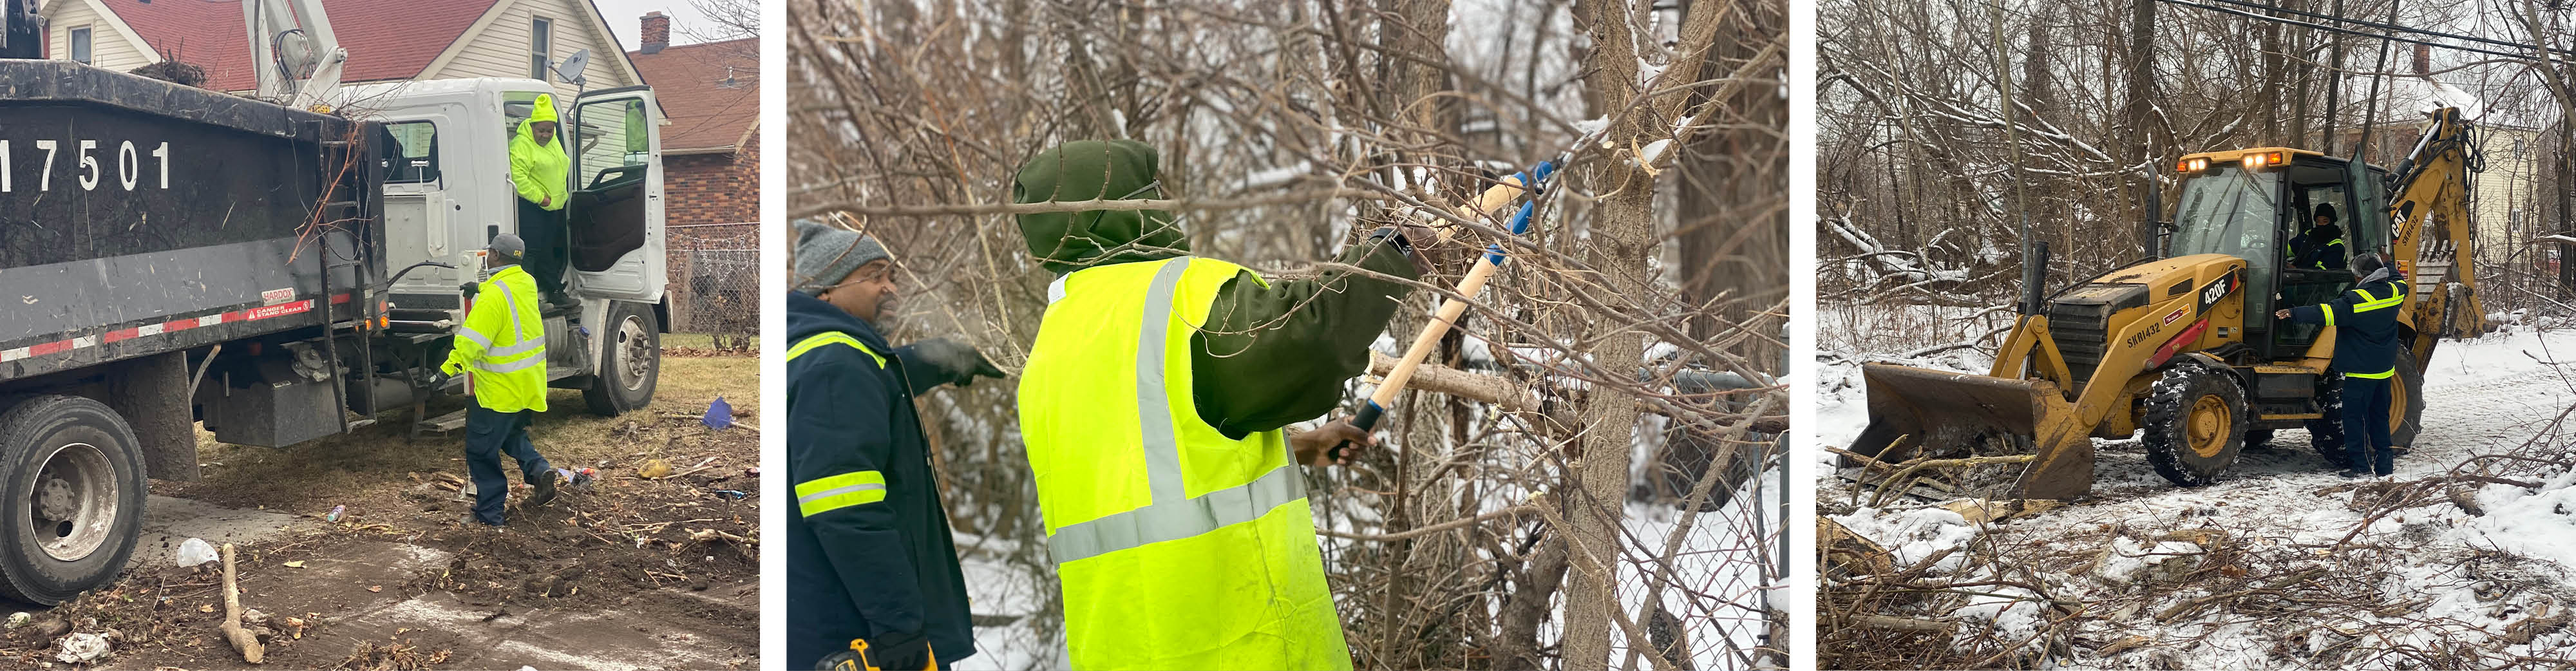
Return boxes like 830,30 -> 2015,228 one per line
442,234 -> 560,527
1012,140 -> 1439,670
510,93 -> 575,308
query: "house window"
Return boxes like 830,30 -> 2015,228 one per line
68,26 -> 90,64
529,17 -> 553,81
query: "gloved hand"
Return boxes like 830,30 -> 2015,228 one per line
906,337 -> 1006,388
1289,416 -> 1377,467
815,630 -> 935,671
440,359 -> 465,377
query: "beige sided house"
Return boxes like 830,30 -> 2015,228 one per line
39,0 -> 643,108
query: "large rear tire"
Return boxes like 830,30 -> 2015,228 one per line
2143,361 -> 2250,487
0,395 -> 146,605
2308,349 -> 2426,466
2389,350 -> 2425,448
582,302 -> 661,417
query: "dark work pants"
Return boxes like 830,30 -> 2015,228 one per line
465,405 -> 553,525
518,198 -> 567,298
2340,375 -> 2396,476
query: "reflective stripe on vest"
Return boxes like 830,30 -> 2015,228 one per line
787,332 -> 887,368
2352,285 -> 2403,312
471,279 -> 546,373
1043,258 -> 1309,566
795,469 -> 886,516
2348,367 -> 2398,379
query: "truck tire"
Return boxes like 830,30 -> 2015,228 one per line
2143,361 -> 2250,487
2308,350 -> 2426,468
583,301 -> 661,416
2390,350 -> 2425,448
0,395 -> 146,605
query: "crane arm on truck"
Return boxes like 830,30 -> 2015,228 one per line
243,0 -> 346,111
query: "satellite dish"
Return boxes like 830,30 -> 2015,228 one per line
551,50 -> 589,85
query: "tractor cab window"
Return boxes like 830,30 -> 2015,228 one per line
2172,164 -> 2284,322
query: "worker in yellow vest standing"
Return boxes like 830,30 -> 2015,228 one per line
786,222 -> 1003,670
1012,140 -> 1438,670
442,234 -> 560,527
509,93 -> 576,309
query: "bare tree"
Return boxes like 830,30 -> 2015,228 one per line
791,0 -> 1786,668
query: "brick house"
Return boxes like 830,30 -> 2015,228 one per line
629,12 -> 757,339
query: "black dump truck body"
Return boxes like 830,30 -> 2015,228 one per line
0,61 -> 383,383
0,60 -> 390,605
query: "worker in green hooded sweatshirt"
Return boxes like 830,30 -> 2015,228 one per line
509,93 -> 575,308
1014,140 -> 1445,670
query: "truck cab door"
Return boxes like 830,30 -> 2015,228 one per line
562,87 -> 665,302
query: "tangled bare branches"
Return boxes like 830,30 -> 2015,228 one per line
791,0 -> 1785,668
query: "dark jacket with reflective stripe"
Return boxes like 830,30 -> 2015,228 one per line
2289,277 -> 2409,376
2291,236 -> 2347,270
784,291 -> 972,668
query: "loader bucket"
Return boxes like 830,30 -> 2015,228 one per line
1844,364 -> 2098,500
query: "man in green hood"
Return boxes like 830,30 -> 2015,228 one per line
510,93 -> 574,308
1012,139 -> 1437,670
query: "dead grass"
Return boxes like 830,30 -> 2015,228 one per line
168,355 -> 758,513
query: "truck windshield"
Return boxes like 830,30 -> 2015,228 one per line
2170,165 -> 2283,320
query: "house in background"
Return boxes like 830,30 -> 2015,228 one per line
627,10 -> 758,342
39,0 -> 643,107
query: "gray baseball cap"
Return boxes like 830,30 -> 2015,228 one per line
489,233 -> 526,262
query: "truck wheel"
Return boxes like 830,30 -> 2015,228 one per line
583,302 -> 661,416
2307,374 -> 2348,468
0,395 -> 146,605
2143,361 -> 2249,487
2389,350 -> 2425,448
2307,351 -> 2426,468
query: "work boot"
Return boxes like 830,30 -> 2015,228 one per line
462,514 -> 506,528
549,293 -> 582,312
527,469 -> 560,507
2338,469 -> 2367,479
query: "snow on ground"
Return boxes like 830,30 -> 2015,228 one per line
1819,301 -> 2576,667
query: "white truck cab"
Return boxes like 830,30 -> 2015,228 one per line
340,78 -> 667,414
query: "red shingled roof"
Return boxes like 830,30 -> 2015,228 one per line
99,0 -> 495,92
627,38 -> 755,153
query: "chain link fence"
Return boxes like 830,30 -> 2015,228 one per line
668,223 -> 759,351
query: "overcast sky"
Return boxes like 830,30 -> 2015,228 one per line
587,0 -> 750,51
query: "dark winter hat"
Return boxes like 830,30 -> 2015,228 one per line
2314,203 -> 2337,222
793,220 -> 891,296
1012,140 -> 1189,274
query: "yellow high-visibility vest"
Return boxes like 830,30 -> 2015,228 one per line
1018,256 -> 1349,670
446,264 -> 549,412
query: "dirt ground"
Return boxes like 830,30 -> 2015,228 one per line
0,354 -> 761,670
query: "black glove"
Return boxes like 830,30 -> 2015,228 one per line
906,337 -> 1005,388
815,630 -> 934,671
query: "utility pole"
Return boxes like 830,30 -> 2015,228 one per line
2321,0 -> 2345,155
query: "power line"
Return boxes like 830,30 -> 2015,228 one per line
2190,0 -> 2576,59
2153,0 -> 2554,64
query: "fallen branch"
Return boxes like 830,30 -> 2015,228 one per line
2155,567 -> 2329,622
220,543 -> 264,663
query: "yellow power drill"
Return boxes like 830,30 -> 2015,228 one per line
816,637 -> 936,671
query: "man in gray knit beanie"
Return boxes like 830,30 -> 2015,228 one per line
784,220 -> 1001,668
794,220 -> 893,299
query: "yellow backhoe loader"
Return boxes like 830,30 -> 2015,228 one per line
1846,106 -> 2490,500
